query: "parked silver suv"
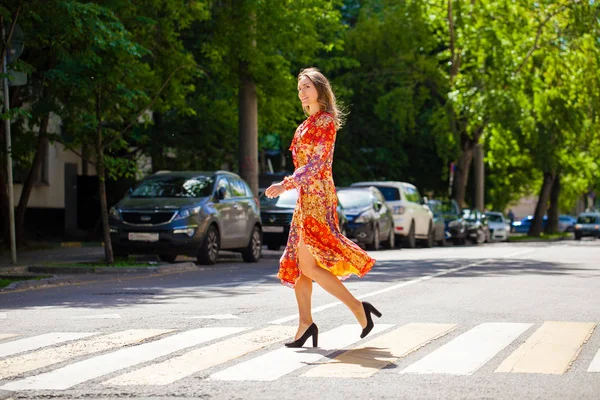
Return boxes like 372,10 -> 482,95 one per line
109,171 -> 262,265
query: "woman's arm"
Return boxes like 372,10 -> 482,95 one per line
282,114 -> 336,190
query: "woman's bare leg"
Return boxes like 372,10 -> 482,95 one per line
293,273 -> 314,339
298,237 -> 367,328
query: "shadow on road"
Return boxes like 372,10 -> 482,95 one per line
1,255 -> 596,310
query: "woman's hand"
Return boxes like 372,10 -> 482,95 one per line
265,182 -> 286,198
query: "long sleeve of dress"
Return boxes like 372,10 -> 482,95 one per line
282,114 -> 336,191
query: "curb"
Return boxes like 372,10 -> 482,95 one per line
0,262 -> 199,292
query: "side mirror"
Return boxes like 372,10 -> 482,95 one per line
217,187 -> 227,201
422,196 -> 429,204
374,201 -> 382,212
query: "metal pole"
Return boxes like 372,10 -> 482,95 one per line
2,23 -> 17,264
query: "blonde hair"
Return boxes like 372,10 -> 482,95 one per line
298,67 -> 345,129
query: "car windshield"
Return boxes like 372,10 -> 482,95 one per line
337,191 -> 373,209
259,190 -> 298,207
486,214 -> 504,223
462,209 -> 478,221
577,215 -> 599,224
373,186 -> 400,201
130,176 -> 213,198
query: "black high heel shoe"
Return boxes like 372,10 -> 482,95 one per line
285,323 -> 318,348
360,302 -> 382,339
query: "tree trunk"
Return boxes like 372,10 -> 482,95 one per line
95,91 -> 113,265
545,173 -> 560,234
0,123 -> 8,245
452,140 -> 475,209
238,64 -> 259,196
15,115 -> 50,247
529,171 -> 555,237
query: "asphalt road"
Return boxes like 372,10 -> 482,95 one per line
0,240 -> 599,400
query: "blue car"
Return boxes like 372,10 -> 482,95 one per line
512,214 -> 575,233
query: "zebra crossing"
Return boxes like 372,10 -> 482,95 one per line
0,320 -> 598,392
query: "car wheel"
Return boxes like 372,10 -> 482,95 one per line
424,223 -> 434,248
367,225 -> 380,250
575,234 -> 582,241
242,225 -> 262,263
404,222 -> 416,248
383,227 -> 395,249
475,229 -> 485,244
267,243 -> 281,251
158,254 -> 177,263
197,225 -> 220,265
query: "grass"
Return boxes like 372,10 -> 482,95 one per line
0,276 -> 52,289
508,232 -> 572,242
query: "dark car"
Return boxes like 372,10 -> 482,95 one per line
109,171 -> 262,265
429,199 -> 467,245
574,212 -> 600,240
462,208 -> 490,244
337,187 -> 395,250
260,189 -> 348,250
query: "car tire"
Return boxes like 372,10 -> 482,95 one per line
158,254 -> 177,263
242,225 -> 262,263
423,223 -> 434,248
197,225 -> 220,265
383,227 -> 395,249
475,228 -> 485,244
267,243 -> 281,251
575,234 -> 582,241
404,222 -> 416,248
367,225 -> 380,251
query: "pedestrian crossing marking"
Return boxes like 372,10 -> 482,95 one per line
588,347 -> 600,372
1,327 -> 247,391
209,324 -> 394,381
0,332 -> 96,359
496,321 -> 596,374
0,329 -> 173,380
400,322 -> 533,375
0,334 -> 18,341
303,323 -> 457,378
104,326 -> 296,386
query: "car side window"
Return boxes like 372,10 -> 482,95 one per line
216,177 -> 232,199
403,186 -> 417,203
230,177 -> 247,198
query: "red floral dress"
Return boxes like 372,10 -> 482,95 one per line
278,110 -> 376,287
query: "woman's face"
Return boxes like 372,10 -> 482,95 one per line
298,76 -> 319,109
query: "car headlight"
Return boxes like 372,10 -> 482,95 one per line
355,213 -> 369,223
448,220 -> 460,228
176,207 -> 202,220
575,224 -> 581,229
109,207 -> 120,220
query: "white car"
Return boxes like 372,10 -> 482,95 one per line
350,181 -> 434,248
485,211 -> 510,241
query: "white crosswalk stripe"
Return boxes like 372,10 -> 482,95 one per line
0,329 -> 172,380
1,327 -> 246,391
209,324 -> 394,381
400,323 -> 533,375
0,332 -> 96,358
0,319 -> 598,392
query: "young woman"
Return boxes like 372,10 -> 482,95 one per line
265,67 -> 381,348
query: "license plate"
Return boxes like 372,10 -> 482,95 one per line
263,226 -> 284,233
128,232 -> 159,242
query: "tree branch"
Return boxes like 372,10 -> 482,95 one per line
103,64 -> 193,149
514,1 -> 578,77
